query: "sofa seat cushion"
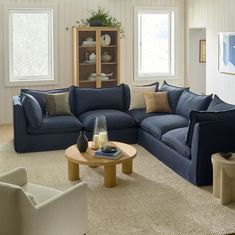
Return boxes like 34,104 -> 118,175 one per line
79,109 -> 136,131
126,109 -> 169,124
161,127 -> 191,159
27,115 -> 83,134
140,114 -> 189,139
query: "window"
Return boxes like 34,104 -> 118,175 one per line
134,7 -> 177,80
4,5 -> 57,86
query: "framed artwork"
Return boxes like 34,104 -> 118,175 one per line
218,32 -> 235,75
199,39 -> 206,63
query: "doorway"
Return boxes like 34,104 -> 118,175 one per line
188,28 -> 206,94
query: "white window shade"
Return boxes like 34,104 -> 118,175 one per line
4,5 -> 57,86
134,7 -> 176,81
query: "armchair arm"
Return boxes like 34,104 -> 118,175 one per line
191,120 -> 235,185
0,168 -> 27,186
35,182 -> 88,235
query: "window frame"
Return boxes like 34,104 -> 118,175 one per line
134,6 -> 179,81
4,4 -> 58,87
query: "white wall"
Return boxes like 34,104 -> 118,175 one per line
0,0 -> 185,124
187,0 -> 235,101
188,28 -> 206,94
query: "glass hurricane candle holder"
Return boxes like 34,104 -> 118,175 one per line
92,115 -> 108,149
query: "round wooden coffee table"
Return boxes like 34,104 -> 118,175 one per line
65,141 -> 137,187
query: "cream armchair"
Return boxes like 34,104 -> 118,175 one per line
0,168 -> 88,235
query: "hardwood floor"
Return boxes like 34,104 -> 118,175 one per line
0,124 -> 13,143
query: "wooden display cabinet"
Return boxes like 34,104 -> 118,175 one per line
72,27 -> 120,88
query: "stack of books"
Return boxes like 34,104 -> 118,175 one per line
94,148 -> 123,160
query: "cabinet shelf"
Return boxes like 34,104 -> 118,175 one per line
80,80 -> 96,83
101,45 -> 117,48
72,26 -> 120,88
79,45 -> 96,48
101,62 -> 117,65
79,63 -> 96,66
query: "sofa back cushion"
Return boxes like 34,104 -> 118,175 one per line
73,84 -> 129,116
21,87 -> 73,114
186,109 -> 235,146
159,81 -> 189,112
21,94 -> 43,128
176,90 -> 212,118
207,95 -> 235,111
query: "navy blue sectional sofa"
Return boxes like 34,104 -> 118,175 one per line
13,82 -> 235,186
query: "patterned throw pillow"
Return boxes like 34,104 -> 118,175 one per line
144,92 -> 172,113
43,92 -> 72,116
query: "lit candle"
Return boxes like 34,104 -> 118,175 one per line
93,134 -> 99,149
99,131 -> 108,147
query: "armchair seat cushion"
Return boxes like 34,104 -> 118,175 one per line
140,114 -> 188,139
22,183 -> 61,204
79,109 -> 136,131
27,115 -> 83,134
161,127 -> 191,159
126,109 -> 169,124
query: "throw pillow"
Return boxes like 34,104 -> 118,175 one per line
159,81 -> 189,112
176,90 -> 212,118
144,92 -> 172,113
43,92 -> 72,116
207,95 -> 235,111
21,87 -> 73,114
129,84 -> 157,110
21,94 -> 43,128
186,109 -> 235,146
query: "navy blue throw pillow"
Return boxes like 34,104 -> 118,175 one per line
207,95 -> 235,111
176,90 -> 212,118
21,94 -> 43,128
186,109 -> 235,146
21,87 -> 73,114
159,81 -> 189,112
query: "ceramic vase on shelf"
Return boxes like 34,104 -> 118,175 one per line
77,131 -> 88,152
89,52 -> 96,62
101,52 -> 112,62
92,116 -> 108,149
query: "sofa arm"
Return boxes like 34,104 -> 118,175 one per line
191,120 -> 235,185
35,182 -> 88,235
13,96 -> 28,152
0,168 -> 28,186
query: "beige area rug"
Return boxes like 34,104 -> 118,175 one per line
0,143 -> 235,235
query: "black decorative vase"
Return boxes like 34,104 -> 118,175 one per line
77,131 -> 88,152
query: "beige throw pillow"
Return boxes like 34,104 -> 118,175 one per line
129,85 -> 156,109
43,92 -> 72,116
144,92 -> 172,113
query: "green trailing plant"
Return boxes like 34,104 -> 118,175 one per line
77,8 -> 125,38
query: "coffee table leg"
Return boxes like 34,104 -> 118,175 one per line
68,160 -> 80,181
104,165 -> 116,187
122,159 -> 133,174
